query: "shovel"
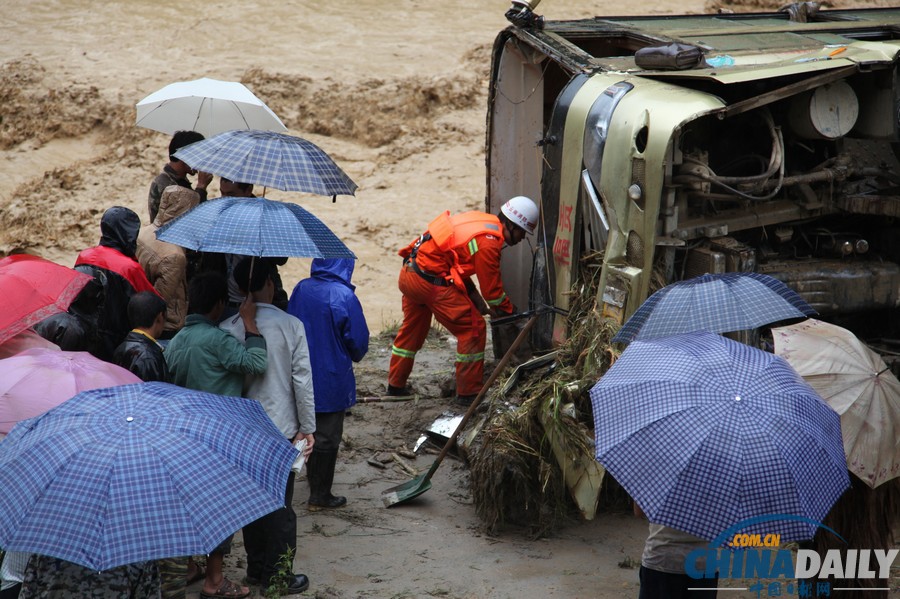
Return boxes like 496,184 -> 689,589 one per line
381,314 -> 538,507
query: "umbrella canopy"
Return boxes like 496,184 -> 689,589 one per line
0,329 -> 59,360
590,331 -> 849,543
0,254 -> 93,345
0,348 -> 140,434
612,272 -> 816,345
773,318 -> 900,488
155,196 -> 356,259
135,77 -> 286,137
172,129 -> 357,196
0,382 -> 297,571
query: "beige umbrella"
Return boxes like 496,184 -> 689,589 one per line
772,318 -> 900,488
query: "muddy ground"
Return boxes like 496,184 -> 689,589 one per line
189,328 -> 650,599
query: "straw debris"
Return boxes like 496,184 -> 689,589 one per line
469,251 -> 629,538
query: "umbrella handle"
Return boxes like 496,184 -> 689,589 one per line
247,256 -> 255,296
420,315 -> 539,482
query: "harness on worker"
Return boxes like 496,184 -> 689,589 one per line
400,210 -> 460,289
404,232 -> 450,287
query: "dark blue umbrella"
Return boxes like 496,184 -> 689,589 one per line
590,331 -> 849,543
155,196 -> 355,259
173,129 -> 357,197
611,272 -> 816,345
0,382 -> 298,571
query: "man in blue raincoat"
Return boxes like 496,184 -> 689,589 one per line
288,258 -> 369,510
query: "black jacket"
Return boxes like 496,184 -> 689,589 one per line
74,207 -> 146,361
33,311 -> 91,352
113,331 -> 169,383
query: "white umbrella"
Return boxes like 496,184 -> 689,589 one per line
773,318 -> 900,488
135,77 -> 286,137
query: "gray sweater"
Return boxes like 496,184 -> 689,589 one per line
220,304 -> 315,437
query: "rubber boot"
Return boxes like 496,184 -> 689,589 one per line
307,449 -> 347,511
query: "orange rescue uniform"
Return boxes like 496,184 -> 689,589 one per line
389,211 -> 515,397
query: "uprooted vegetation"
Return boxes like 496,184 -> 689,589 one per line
468,252 -> 633,538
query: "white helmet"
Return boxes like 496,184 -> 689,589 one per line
500,196 -> 539,234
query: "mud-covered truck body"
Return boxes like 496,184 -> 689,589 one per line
488,6 -> 900,356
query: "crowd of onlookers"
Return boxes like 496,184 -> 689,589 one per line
1,130 -> 370,599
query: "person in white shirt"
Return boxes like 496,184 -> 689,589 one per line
220,257 -> 315,596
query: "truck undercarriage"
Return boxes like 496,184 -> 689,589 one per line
487,5 -> 900,365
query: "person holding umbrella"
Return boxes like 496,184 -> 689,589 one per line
32,280 -> 101,353
212,178 -> 289,312
633,503 -> 717,598
221,257 -> 314,595
0,382 -> 297,599
590,332 -> 851,598
165,272 -> 267,599
148,130 -> 211,223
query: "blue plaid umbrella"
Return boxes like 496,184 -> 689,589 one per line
172,129 -> 357,196
0,382 -> 298,571
612,272 -> 816,345
155,196 -> 355,259
590,331 -> 849,543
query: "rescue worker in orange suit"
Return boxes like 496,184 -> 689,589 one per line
387,196 -> 539,405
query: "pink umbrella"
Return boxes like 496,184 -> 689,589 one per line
0,329 -> 60,359
0,348 -> 140,433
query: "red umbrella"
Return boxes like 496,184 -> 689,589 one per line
0,254 -> 93,345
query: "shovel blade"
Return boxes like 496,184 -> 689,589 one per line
381,473 -> 433,507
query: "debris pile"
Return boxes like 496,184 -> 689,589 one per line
469,251 -> 630,537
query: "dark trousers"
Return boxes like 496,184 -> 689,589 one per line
639,566 -> 718,598
243,471 -> 296,583
313,411 -> 345,452
307,411 -> 346,501
0,584 -> 22,599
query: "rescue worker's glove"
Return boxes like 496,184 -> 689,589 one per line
509,308 -> 530,332
490,304 -> 517,319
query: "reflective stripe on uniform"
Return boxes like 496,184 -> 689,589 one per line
391,345 -> 417,359
486,292 -> 507,306
456,351 -> 485,363
467,238 -> 479,255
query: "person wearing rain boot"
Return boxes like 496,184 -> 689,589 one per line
288,258 -> 370,510
221,258 -> 314,596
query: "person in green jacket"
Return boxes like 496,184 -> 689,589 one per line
165,270 -> 267,599
166,271 -> 267,396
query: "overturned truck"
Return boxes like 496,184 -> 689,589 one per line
479,2 -> 900,524
488,2 -> 900,362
